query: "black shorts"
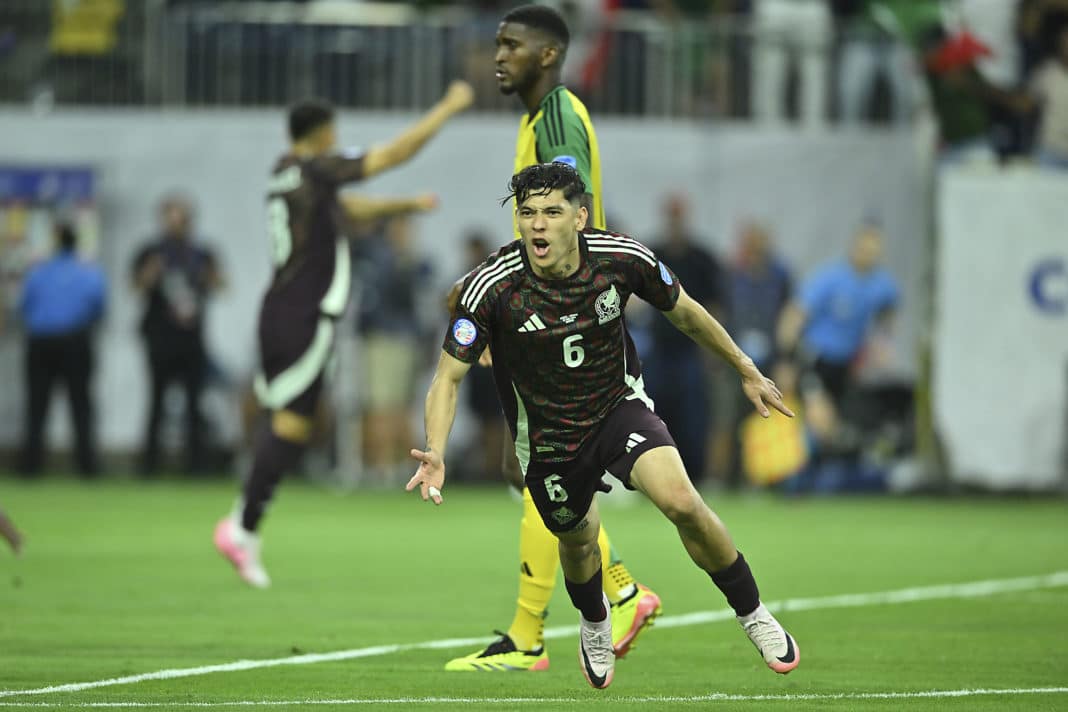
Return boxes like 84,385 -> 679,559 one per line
525,398 -> 676,533
254,307 -> 335,418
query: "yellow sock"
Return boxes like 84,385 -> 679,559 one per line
507,487 -> 557,651
599,527 -> 637,604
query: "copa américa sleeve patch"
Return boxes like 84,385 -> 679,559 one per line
550,155 -> 577,169
452,318 -> 478,346
659,261 -> 674,285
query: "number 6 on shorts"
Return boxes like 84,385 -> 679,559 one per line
545,474 -> 569,503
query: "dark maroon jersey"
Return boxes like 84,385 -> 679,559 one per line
262,151 -> 365,320
444,229 -> 680,467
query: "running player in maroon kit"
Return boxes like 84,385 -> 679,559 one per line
408,162 -> 799,689
214,81 -> 475,587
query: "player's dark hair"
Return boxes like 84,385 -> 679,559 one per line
288,100 -> 335,142
502,4 -> 570,51
503,162 -> 586,208
55,222 -> 77,252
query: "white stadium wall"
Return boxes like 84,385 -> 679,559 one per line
0,110 -> 925,452
934,169 -> 1068,490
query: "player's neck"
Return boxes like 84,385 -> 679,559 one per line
521,75 -> 563,115
290,141 -> 320,159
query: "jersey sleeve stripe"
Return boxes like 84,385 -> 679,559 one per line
586,235 -> 657,259
460,254 -> 522,311
550,94 -> 567,145
540,97 -> 558,146
588,245 -> 658,267
542,95 -> 555,145
464,262 -> 525,311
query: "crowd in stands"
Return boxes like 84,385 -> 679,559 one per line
5,0 -> 1066,160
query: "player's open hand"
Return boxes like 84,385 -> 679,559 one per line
406,448 -> 446,505
443,80 -> 475,113
742,374 -> 794,419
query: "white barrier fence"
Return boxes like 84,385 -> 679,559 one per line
934,168 -> 1068,490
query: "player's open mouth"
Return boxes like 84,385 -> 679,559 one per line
495,70 -> 508,81
531,238 -> 550,258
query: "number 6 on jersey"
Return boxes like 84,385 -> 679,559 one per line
563,334 -> 584,368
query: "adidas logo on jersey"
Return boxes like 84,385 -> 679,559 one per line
625,432 -> 647,454
560,313 -> 578,324
518,314 -> 547,333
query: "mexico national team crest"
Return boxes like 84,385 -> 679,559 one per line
595,285 -> 621,325
552,507 -> 577,525
452,318 -> 478,346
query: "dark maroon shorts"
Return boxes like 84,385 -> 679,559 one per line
256,306 -> 333,417
525,398 -> 676,533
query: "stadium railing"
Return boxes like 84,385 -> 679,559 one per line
0,0 -> 906,123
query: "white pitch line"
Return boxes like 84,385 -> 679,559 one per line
0,688 -> 1067,707
2,571 -> 1067,699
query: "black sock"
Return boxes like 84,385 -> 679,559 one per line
240,426 -> 305,532
709,551 -> 761,617
564,568 -> 607,622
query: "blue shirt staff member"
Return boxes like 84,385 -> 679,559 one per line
17,223 -> 107,476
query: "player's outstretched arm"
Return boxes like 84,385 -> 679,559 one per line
406,350 -> 472,506
362,80 -> 475,179
664,286 -> 794,419
340,193 -> 438,224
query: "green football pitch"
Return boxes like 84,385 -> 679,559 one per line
0,478 -> 1066,711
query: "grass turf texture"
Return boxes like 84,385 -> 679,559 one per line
0,477 -> 1066,711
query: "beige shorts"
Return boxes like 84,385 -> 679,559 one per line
361,334 -> 418,409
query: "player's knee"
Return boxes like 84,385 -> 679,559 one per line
559,532 -> 599,563
271,410 -> 314,444
658,487 -> 704,527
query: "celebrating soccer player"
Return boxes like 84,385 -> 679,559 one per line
213,80 -> 475,588
409,163 -> 799,689
440,4 -> 660,673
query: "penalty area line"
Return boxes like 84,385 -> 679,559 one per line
1,570 -> 1066,699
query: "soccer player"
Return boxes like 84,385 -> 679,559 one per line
441,4 -> 660,672
408,163 -> 799,689
214,81 -> 475,587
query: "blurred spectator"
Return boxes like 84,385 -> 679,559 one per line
729,221 -> 792,372
722,222 -> 793,487
131,194 -> 223,475
16,222 -> 106,477
1029,23 -> 1068,167
458,229 -> 506,481
354,215 -> 433,483
645,193 -> 728,482
922,28 -> 1034,163
1018,0 -> 1068,77
751,0 -> 833,125
836,0 -> 940,124
777,220 -> 899,447
949,0 -> 1036,158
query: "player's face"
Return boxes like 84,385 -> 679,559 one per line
517,189 -> 588,278
317,122 -> 338,153
495,23 -> 543,95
